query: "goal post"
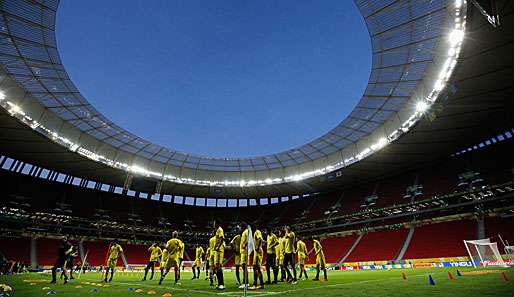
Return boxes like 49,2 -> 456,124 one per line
463,238 -> 507,268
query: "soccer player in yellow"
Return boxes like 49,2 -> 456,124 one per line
277,229 -> 286,282
250,226 -> 265,290
143,243 -> 161,281
312,237 -> 327,281
159,244 -> 169,277
204,246 -> 210,280
265,229 -> 279,284
238,222 -> 250,289
283,226 -> 297,284
177,239 -> 185,281
214,226 -> 226,290
192,244 -> 204,279
208,235 -> 217,286
296,236 -> 308,280
104,239 -> 123,283
230,232 -> 242,285
159,231 -> 182,285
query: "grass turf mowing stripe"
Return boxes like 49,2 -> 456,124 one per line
106,270 -> 450,296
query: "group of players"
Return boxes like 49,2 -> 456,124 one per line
50,224 -> 328,291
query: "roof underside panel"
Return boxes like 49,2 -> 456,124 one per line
0,0 -> 447,172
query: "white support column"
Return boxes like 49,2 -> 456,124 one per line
396,227 -> 415,262
30,237 -> 37,270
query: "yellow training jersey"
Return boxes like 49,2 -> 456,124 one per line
215,227 -> 225,252
109,244 -> 123,259
240,229 -> 249,253
285,231 -> 295,254
277,236 -> 285,256
195,246 -> 204,260
166,238 -> 181,257
161,248 -> 169,263
148,245 -> 162,262
313,240 -> 323,255
297,240 -> 307,256
230,234 -> 241,254
209,236 -> 217,257
266,233 -> 278,254
254,230 -> 264,256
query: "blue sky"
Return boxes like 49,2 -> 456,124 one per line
56,0 -> 370,158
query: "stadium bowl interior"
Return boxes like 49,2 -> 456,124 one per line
0,0 -> 512,201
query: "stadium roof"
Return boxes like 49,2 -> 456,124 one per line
0,0 -> 512,198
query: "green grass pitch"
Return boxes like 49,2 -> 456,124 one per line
1,267 -> 513,297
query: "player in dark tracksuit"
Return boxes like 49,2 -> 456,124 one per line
61,246 -> 78,280
51,237 -> 72,284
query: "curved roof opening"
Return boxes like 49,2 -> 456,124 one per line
56,0 -> 371,158
0,0 -> 467,189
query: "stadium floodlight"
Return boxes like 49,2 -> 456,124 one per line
449,29 -> 464,46
9,104 -> 20,114
416,101 -> 429,113
130,165 -> 146,175
463,238 -> 507,268
376,137 -> 388,148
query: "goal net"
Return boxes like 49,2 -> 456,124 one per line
463,238 -> 507,268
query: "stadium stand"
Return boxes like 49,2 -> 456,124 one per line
82,241 -> 110,267
320,235 -> 357,264
485,216 -> 514,246
123,244 -> 150,265
0,238 -> 30,265
403,220 -> 478,260
0,134 -> 513,268
345,228 -> 408,262
36,238 -> 60,266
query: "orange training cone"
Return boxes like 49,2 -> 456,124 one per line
448,271 -> 454,280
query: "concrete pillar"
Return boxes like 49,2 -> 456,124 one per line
30,237 -> 37,270
79,240 -> 85,262
477,218 -> 485,239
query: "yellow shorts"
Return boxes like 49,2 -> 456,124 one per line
209,255 -> 215,268
215,250 -> 224,266
278,254 -> 284,266
165,256 -> 179,269
193,258 -> 202,267
298,254 -> 306,266
240,252 -> 249,266
235,253 -> 241,266
253,253 -> 263,267
107,258 -> 117,268
160,257 -> 168,267
316,254 -> 326,267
